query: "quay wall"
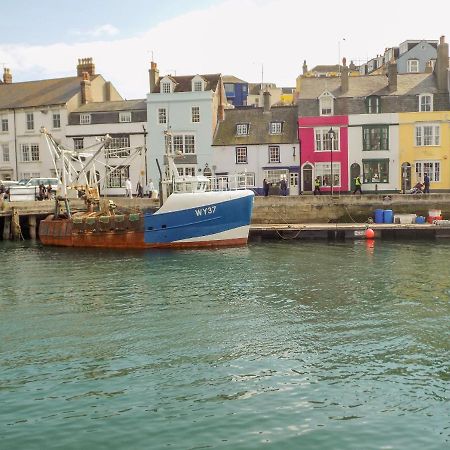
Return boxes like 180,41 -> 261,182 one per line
252,194 -> 450,224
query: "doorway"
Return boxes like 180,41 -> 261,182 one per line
350,163 -> 361,192
401,162 -> 411,193
302,164 -> 313,192
289,172 -> 298,195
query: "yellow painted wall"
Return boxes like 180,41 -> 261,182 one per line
399,111 -> 450,190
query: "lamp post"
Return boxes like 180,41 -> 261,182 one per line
328,127 -> 336,196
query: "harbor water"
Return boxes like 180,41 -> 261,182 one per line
0,240 -> 448,450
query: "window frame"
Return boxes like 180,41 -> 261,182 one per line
314,128 -> 340,152
105,135 -> 131,158
415,160 -> 440,182
235,146 -> 248,164
236,123 -> 249,136
52,112 -> 61,129
106,165 -> 130,188
269,122 -> 282,134
362,158 -> 390,184
119,112 -> 132,123
161,82 -> 172,94
73,138 -> 84,150
407,59 -> 419,73
193,80 -> 203,92
268,145 -> 280,163
314,162 -> 341,188
191,106 -> 200,123
1,143 -> 10,162
26,112 -> 34,131
20,143 -> 40,162
319,92 -> 334,116
1,117 -> 9,132
419,94 -> 433,112
366,95 -> 381,114
362,125 -> 389,151
415,123 -> 440,146
158,108 -> 167,124
79,113 -> 91,125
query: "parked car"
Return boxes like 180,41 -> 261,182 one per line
9,178 -> 59,201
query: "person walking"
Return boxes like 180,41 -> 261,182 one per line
280,177 -> 288,196
423,173 -> 430,193
125,177 -> 133,198
353,175 -> 363,195
136,181 -> 144,198
147,179 -> 155,198
314,177 -> 321,195
263,179 -> 270,197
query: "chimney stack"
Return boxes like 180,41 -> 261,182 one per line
80,72 -> 92,104
436,35 -> 449,92
341,57 -> 349,93
149,61 -> 159,93
302,60 -> 308,75
3,68 -> 12,84
77,57 -> 95,78
388,62 -> 397,92
263,90 -> 271,112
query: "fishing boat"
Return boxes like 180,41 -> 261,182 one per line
38,129 -> 254,249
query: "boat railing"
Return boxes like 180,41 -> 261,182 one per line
167,174 -> 254,194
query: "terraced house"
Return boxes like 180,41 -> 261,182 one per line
0,58 -> 122,182
213,92 -> 299,195
297,35 -> 450,193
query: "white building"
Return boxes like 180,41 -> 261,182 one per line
213,94 -> 299,195
348,113 -> 400,192
0,58 -> 122,182
146,62 -> 226,183
65,100 -> 147,196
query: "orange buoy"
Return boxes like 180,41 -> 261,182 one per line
365,228 -> 375,239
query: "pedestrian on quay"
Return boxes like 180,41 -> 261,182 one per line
263,178 -> 270,197
136,181 -> 144,198
280,177 -> 288,196
125,177 -> 133,198
423,173 -> 430,193
147,179 -> 155,198
314,177 -> 321,195
353,175 -> 363,195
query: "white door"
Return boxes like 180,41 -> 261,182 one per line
289,172 -> 298,196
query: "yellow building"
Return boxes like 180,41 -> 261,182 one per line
399,111 -> 450,191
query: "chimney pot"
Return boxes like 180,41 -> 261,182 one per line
3,68 -> 12,84
149,61 -> 160,93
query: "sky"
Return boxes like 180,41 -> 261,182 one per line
1,0 -> 450,99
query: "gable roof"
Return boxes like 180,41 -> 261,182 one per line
152,74 -> 221,93
73,99 -> 146,113
213,106 -> 298,146
0,76 -> 87,109
298,73 -> 439,99
223,75 -> 248,84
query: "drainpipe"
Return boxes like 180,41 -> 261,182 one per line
13,109 -> 18,179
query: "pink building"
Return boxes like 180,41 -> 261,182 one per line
298,115 -> 349,193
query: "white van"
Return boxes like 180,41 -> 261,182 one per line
9,178 -> 59,201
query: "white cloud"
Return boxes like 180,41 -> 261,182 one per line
0,0 -> 449,99
70,24 -> 120,38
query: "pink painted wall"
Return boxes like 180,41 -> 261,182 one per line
298,115 -> 349,191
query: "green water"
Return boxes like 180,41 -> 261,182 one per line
0,240 -> 448,450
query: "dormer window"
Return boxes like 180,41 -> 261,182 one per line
419,94 -> 433,112
119,112 -> 131,123
270,122 -> 282,134
161,82 -> 172,94
318,91 -> 334,116
407,59 -> 419,73
366,95 -> 381,114
191,75 -> 205,92
236,123 -> 249,136
80,113 -> 91,125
